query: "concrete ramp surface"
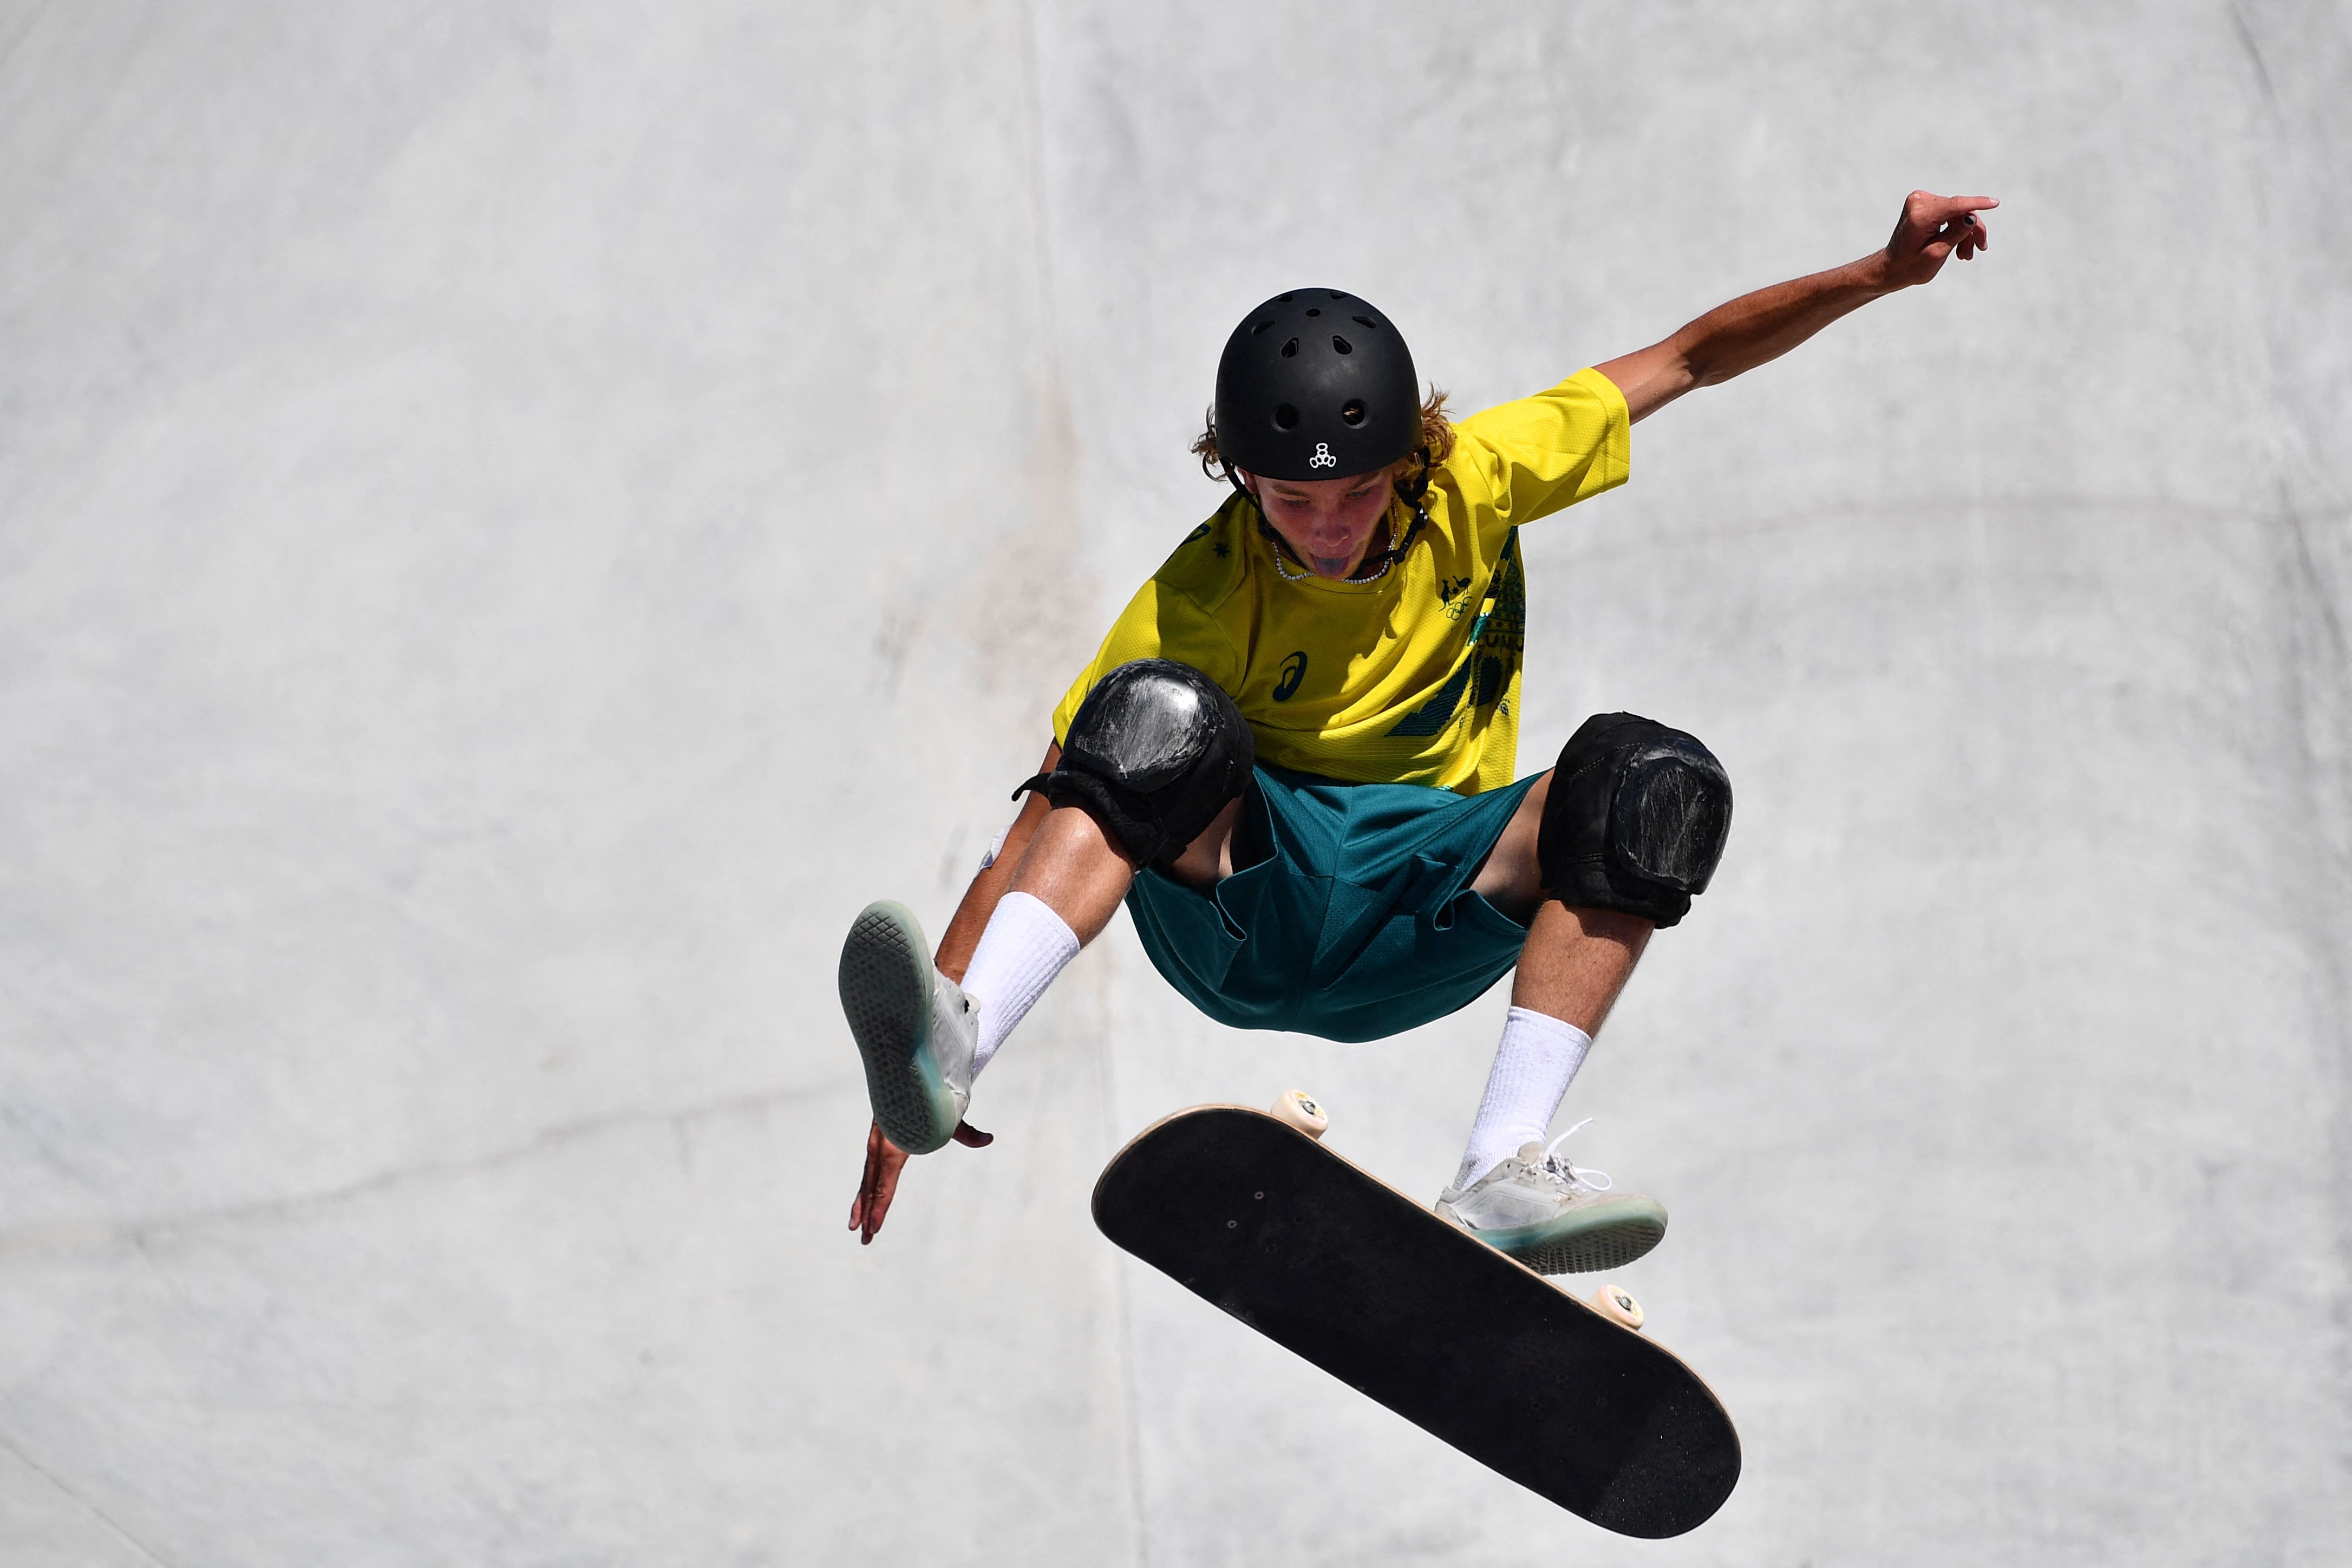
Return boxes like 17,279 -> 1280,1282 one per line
1,3 -> 2345,1564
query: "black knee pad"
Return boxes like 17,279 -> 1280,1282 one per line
1014,659 -> 1255,866
1536,713 -> 1732,929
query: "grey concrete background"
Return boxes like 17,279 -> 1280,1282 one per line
1,2 -> 2345,1564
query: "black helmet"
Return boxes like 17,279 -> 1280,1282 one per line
1212,289 -> 1420,482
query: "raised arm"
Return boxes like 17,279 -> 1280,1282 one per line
1594,190 -> 1997,423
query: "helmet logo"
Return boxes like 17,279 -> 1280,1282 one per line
1308,443 -> 1337,469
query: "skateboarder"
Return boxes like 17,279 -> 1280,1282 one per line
844,190 -> 1995,1268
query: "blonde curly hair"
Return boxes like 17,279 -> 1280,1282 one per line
1191,387 -> 1457,489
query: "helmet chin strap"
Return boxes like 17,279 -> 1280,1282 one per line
1400,445 -> 1434,502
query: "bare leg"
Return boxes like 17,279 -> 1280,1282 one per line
1005,803 -> 1139,943
1510,901 -> 1651,1031
858,749 -> 1244,1244
1161,794 -> 1248,890
994,792 -> 1244,948
935,745 -> 1243,981
1469,769 -> 1656,1029
1445,770 -> 1660,1206
935,787 -> 1051,984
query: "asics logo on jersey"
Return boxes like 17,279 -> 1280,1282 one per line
1273,651 -> 1309,701
1308,443 -> 1336,469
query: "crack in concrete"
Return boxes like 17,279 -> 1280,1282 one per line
0,1431 -> 177,1566
0,1077 -> 848,1258
2227,1 -> 2279,110
2278,488 -> 2352,1485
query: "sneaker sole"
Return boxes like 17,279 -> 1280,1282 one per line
1470,1199 -> 1669,1276
838,900 -> 957,1155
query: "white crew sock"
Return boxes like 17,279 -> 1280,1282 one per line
958,891 -> 1081,1077
1453,1007 -> 1593,1189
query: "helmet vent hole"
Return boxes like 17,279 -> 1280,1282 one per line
1277,292 -> 1294,302
1251,319 -> 1272,336
1274,404 -> 1301,430
1279,337 -> 1299,358
1353,314 -> 1378,329
1332,336 -> 1352,355
1340,399 -> 1367,427
1304,308 -> 1321,317
1328,290 -> 1345,299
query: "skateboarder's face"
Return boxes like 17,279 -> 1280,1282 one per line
1241,466 -> 1396,580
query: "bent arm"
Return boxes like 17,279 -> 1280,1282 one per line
1595,190 -> 1996,423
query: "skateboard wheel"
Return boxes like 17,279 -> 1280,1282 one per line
1269,1089 -> 1328,1139
1593,1283 -> 1645,1330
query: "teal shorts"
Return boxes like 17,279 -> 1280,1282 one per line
1123,764 -> 1539,1043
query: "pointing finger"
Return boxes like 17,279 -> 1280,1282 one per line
1909,193 -> 1996,239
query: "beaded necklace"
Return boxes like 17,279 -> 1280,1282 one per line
1265,509 -> 1399,583
1257,495 -> 1430,585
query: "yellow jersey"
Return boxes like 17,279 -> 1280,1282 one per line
1052,366 -> 1630,795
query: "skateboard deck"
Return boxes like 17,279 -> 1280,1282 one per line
1092,1100 -> 1740,1538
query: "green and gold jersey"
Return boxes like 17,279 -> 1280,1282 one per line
1053,366 -> 1630,795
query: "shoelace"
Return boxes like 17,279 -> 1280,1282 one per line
1534,1118 -> 1613,1193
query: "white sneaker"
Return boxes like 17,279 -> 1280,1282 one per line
838,900 -> 979,1155
1434,1125 -> 1667,1275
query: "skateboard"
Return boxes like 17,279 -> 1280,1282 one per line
1092,1094 -> 1741,1538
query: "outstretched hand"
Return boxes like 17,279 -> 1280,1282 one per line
1881,190 -> 1997,288
848,1116 -> 994,1244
